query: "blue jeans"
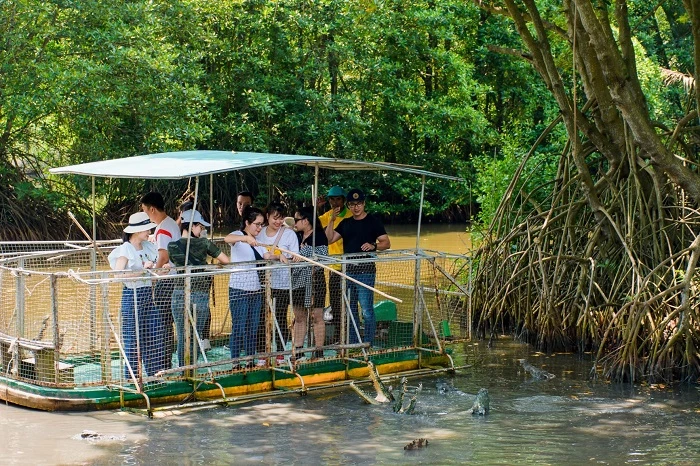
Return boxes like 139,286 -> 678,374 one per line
171,289 -> 210,368
347,273 -> 376,346
229,288 -> 263,359
153,279 -> 175,370
121,286 -> 163,379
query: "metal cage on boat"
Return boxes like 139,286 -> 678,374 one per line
0,150 -> 471,413
0,241 -> 470,412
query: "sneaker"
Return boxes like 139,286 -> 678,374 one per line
202,339 -> 211,351
276,355 -> 286,366
323,306 -> 333,322
256,358 -> 267,367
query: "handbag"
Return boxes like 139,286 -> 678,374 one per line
247,237 -> 266,285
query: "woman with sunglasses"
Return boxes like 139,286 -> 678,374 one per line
290,206 -> 329,360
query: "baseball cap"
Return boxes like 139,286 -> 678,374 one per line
180,209 -> 211,227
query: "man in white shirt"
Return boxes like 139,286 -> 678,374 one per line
141,191 -> 181,372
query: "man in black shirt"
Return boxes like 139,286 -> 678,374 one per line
325,189 -> 390,346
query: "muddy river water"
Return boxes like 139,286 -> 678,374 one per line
2,225 -> 699,464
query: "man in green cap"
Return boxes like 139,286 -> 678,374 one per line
318,186 -> 353,343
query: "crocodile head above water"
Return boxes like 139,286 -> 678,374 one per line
469,388 -> 490,415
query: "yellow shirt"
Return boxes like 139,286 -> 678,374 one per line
319,207 -> 353,268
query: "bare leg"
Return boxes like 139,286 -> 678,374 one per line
312,307 -> 325,357
292,306 -> 309,349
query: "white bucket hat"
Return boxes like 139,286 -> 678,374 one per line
180,209 -> 211,227
123,212 -> 157,233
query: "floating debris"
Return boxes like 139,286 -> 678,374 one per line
436,379 -> 467,396
404,438 -> 429,450
519,359 -> 556,380
72,430 -> 126,442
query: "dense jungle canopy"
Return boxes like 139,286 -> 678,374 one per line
2,0 -> 699,382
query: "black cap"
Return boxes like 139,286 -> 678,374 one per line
346,189 -> 366,202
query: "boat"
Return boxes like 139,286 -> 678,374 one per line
0,150 -> 470,415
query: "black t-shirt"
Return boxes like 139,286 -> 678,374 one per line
168,237 -> 222,292
335,214 -> 386,273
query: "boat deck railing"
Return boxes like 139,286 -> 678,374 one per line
0,240 -> 471,391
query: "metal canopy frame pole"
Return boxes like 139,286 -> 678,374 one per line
209,174 -> 214,234
90,176 -> 98,351
413,175 -> 426,358
416,175 -> 425,250
312,164 -> 319,250
182,176 -> 200,375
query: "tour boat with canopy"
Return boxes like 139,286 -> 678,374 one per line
0,150 -> 471,415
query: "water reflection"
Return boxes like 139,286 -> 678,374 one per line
2,337 -> 699,465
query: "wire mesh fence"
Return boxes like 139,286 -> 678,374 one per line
0,240 -> 470,391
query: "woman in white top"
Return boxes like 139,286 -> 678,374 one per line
108,212 -> 161,379
255,202 -> 299,350
224,206 -> 271,365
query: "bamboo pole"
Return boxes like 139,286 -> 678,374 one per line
68,211 -> 110,264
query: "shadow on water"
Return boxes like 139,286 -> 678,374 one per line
3,337 -> 700,465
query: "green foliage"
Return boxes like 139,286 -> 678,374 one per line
1,0 -> 693,239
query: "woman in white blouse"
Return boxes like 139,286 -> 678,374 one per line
108,212 -> 162,379
224,206 -> 270,366
255,202 -> 299,351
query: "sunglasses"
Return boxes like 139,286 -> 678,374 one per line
294,217 -> 305,223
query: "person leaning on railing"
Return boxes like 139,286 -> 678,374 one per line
140,191 -> 181,372
290,206 -> 329,360
325,189 -> 390,347
168,209 -> 230,368
255,202 -> 299,353
108,212 -> 162,379
224,206 -> 276,368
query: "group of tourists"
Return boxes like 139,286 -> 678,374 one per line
108,186 -> 390,379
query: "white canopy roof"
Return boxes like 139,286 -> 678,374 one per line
49,150 -> 463,181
